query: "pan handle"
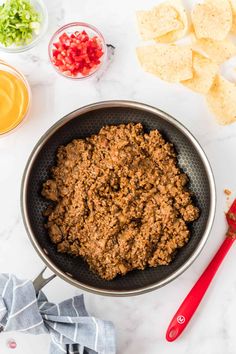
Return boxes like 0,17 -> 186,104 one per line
33,267 -> 56,294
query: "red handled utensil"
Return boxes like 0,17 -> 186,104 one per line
166,198 -> 236,342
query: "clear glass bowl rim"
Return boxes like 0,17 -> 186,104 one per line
48,21 -> 107,80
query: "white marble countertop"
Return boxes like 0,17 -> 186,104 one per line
1,0 -> 236,353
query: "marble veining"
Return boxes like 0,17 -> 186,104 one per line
1,0 -> 236,353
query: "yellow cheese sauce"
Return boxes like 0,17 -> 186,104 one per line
0,70 -> 29,134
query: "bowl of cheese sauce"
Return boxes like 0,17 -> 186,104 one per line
0,61 -> 31,136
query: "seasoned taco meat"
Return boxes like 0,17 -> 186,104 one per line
42,123 -> 199,280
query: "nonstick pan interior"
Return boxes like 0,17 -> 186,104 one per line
21,101 -> 215,296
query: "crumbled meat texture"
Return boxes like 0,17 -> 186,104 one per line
42,123 -> 200,280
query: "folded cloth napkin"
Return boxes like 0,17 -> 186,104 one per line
0,274 -> 115,354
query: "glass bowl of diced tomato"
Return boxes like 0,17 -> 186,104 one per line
48,22 -> 107,79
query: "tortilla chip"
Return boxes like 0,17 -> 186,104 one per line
206,75 -> 236,125
155,0 -> 188,43
182,51 -> 218,94
229,0 -> 236,33
193,38 -> 236,64
136,44 -> 193,82
192,0 -> 232,40
136,3 -> 182,41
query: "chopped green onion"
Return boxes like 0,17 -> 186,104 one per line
0,0 -> 41,47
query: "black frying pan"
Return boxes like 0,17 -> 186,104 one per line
21,101 -> 216,296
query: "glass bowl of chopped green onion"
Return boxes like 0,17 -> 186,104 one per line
0,0 -> 48,53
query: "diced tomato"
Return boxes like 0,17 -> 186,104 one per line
59,65 -> 67,71
64,56 -> 73,64
53,42 -> 60,49
52,49 -> 59,57
63,70 -> 73,76
57,53 -> 64,61
54,59 -> 63,67
59,32 -> 69,43
51,30 -> 104,77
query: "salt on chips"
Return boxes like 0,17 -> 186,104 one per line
191,0 -> 232,41
155,0 -> 188,43
182,51 -> 218,94
136,0 -> 188,42
136,44 -> 192,82
206,75 -> 236,125
136,4 -> 181,41
193,38 -> 236,64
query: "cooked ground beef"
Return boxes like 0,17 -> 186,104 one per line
42,123 -> 199,280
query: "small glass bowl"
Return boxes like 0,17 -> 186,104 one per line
48,22 -> 107,80
0,61 -> 31,137
0,0 -> 48,53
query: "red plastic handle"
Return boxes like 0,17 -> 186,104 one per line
166,235 -> 235,342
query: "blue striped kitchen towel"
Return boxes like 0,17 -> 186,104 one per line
0,274 -> 115,354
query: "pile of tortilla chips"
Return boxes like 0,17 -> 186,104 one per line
136,0 -> 236,125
